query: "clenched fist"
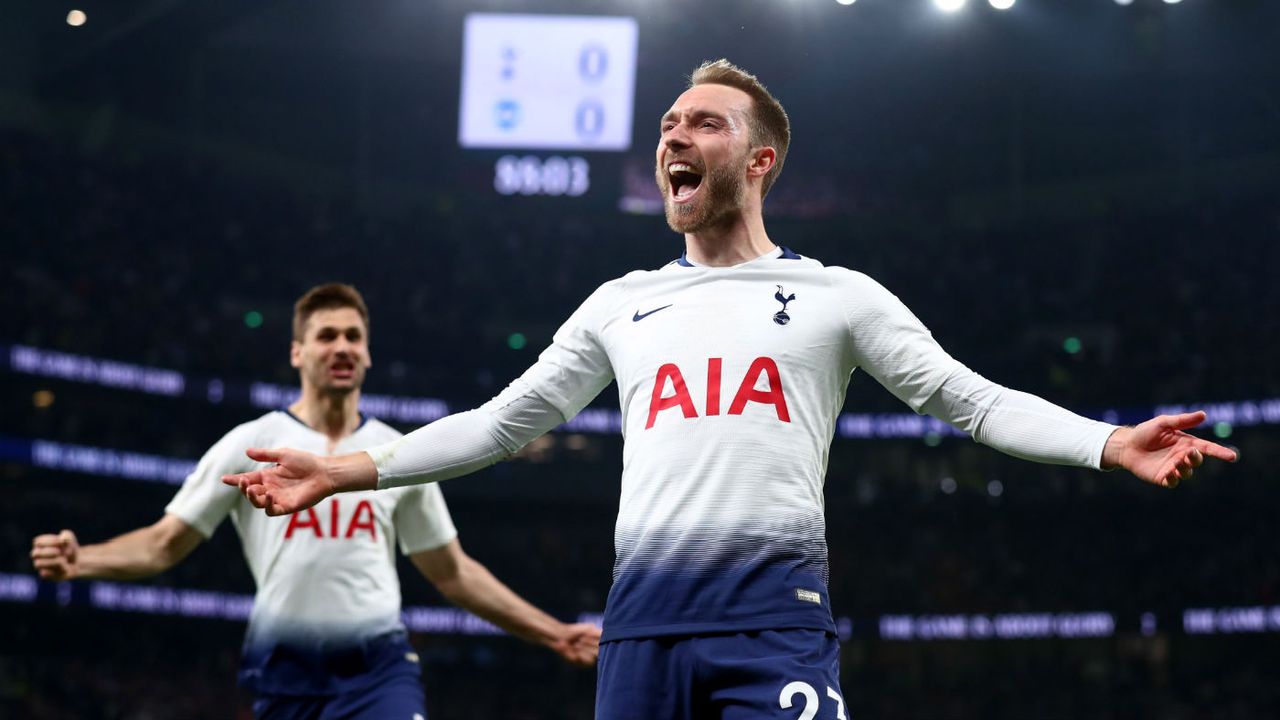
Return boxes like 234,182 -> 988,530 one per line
31,530 -> 80,581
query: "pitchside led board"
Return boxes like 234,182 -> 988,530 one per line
458,13 -> 638,198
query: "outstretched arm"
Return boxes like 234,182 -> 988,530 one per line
839,271 -> 1236,484
30,514 -> 204,581
410,539 -> 600,667
222,447 -> 378,517
223,381 -> 578,515
1100,410 -> 1237,488
920,368 -> 1236,484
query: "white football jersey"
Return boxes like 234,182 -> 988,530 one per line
165,410 -> 456,689
516,246 -> 973,640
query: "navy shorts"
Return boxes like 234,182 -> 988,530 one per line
251,662 -> 425,720
596,629 -> 847,720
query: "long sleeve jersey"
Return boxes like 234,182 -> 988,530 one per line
369,247 -> 1116,641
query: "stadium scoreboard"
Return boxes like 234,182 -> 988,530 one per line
457,13 -> 638,199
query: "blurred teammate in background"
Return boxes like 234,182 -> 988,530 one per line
32,283 -> 599,720
223,62 -> 1236,719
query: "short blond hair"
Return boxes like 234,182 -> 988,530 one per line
689,59 -> 791,198
292,283 -> 369,341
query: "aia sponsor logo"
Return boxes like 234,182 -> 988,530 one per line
646,356 -> 790,429
284,498 -> 378,540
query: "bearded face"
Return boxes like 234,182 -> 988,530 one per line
655,144 -> 751,234
655,84 -> 760,236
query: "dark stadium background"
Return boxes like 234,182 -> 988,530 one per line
3,0 -> 1278,718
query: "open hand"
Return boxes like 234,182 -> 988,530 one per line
1104,411 -> 1238,488
221,448 -> 335,516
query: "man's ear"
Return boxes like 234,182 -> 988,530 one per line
747,146 -> 776,180
289,340 -> 302,369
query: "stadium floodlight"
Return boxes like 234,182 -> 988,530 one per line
934,0 -> 967,13
836,0 -> 857,5
1114,0 -> 1134,5
66,9 -> 86,26
989,0 -> 1015,9
1162,0 -> 1183,4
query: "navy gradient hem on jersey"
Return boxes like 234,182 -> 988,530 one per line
601,563 -> 835,642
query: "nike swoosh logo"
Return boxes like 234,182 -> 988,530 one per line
632,304 -> 673,322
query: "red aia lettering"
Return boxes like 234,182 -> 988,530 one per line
706,358 -> 722,416
727,356 -> 790,422
284,508 -> 323,539
645,363 -> 699,429
645,357 -> 790,429
346,500 -> 377,540
284,499 -> 377,540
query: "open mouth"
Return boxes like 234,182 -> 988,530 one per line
667,162 -> 703,203
330,361 -> 356,379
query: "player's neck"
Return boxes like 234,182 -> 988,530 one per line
683,210 -> 773,267
289,388 -> 362,442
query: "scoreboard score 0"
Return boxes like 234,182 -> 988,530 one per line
458,14 -> 639,152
